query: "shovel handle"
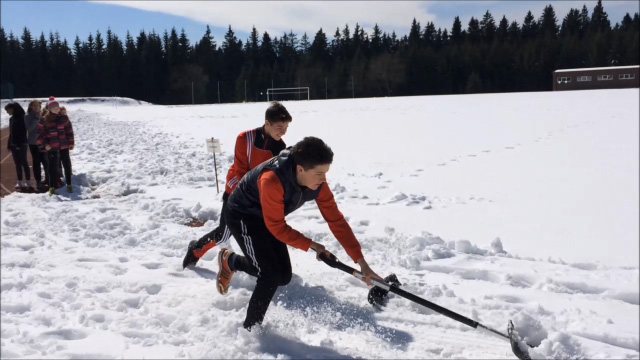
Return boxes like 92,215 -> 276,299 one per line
314,250 -> 531,359
316,251 -> 482,329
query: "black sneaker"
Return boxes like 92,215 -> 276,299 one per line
182,240 -> 200,269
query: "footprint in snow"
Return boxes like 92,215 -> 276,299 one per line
92,286 -> 109,293
107,264 -> 128,276
40,328 -> 88,340
142,262 -> 163,270
77,257 -> 108,263
37,292 -> 53,299
145,284 -> 162,295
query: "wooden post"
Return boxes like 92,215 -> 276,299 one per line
212,137 -> 219,194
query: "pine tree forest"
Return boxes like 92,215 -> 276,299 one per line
1,1 -> 638,104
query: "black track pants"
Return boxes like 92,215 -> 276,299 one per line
28,145 -> 44,183
192,192 -> 232,257
223,206 -> 292,330
10,146 -> 30,181
59,149 -> 72,186
47,151 -> 59,188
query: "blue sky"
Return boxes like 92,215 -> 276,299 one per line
1,1 -> 638,46
0,1 -> 235,44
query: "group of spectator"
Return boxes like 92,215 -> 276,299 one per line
5,97 -> 75,195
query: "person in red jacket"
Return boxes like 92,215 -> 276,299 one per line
216,136 -> 382,331
57,106 -> 74,192
37,97 -> 74,195
183,101 -> 292,268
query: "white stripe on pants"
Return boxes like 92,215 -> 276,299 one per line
240,219 -> 261,276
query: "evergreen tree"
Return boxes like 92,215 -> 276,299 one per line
480,10 -> 496,42
422,22 -> 436,47
451,16 -> 463,44
370,24 -> 383,55
591,0 -> 611,32
408,18 -> 421,47
221,25 -> 243,101
299,32 -> 310,56
522,11 -> 538,40
539,5 -> 559,38
194,25 -> 218,103
178,28 -> 191,64
20,28 -> 37,95
467,17 -> 481,43
497,16 -> 509,42
561,9 -> 581,37
309,28 -> 330,65
579,5 -> 591,38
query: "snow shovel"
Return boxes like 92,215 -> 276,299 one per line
316,251 -> 534,360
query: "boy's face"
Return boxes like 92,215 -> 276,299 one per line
50,107 -> 60,114
296,163 -> 330,190
5,108 -> 13,116
264,120 -> 289,140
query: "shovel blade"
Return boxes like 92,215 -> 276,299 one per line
508,320 -> 532,360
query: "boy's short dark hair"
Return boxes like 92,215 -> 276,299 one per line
290,137 -> 334,170
265,101 -> 292,123
4,103 -> 13,111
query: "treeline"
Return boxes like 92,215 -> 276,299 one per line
1,0 -> 638,104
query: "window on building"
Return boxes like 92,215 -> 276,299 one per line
557,76 -> 571,83
619,73 -> 636,80
577,76 -> 592,82
597,74 -> 613,81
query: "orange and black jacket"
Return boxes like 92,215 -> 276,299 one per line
227,150 -> 364,263
225,126 -> 286,195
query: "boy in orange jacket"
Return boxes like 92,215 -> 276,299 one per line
183,102 -> 292,268
216,137 -> 382,330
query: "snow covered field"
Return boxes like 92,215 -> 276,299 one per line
1,90 -> 638,359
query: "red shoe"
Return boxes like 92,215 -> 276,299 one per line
216,248 -> 236,295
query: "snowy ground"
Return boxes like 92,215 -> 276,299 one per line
1,90 -> 638,359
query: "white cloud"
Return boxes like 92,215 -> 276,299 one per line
94,1 -> 435,37
92,0 -> 639,41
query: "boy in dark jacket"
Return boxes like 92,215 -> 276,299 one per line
5,102 -> 31,191
217,136 -> 382,330
183,101 -> 292,268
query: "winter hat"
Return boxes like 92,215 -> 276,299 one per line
47,96 -> 60,109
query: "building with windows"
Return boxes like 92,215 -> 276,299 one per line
553,65 -> 639,91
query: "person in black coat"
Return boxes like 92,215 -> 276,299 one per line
5,102 -> 32,191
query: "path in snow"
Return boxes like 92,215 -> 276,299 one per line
1,101 -> 638,359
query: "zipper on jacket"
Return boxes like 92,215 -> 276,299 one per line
295,191 -> 303,209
